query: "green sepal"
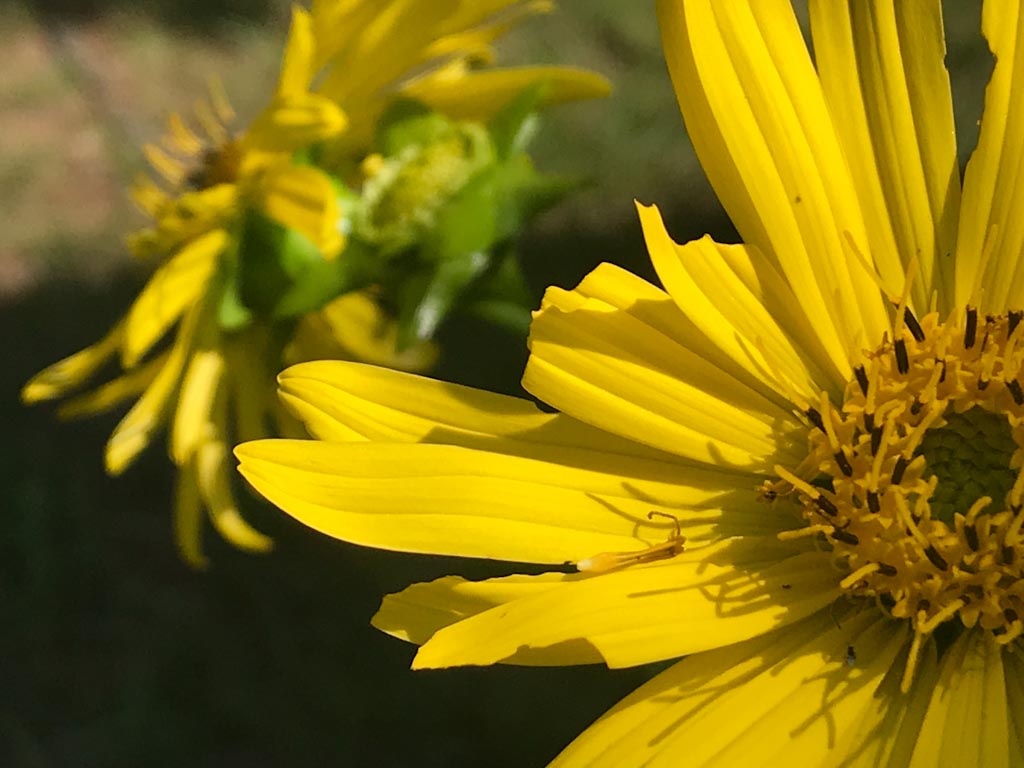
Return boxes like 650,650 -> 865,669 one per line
375,99 -> 453,156
215,235 -> 254,332
488,81 -> 549,160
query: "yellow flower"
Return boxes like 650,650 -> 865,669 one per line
25,0 -> 607,567
237,0 -> 1024,763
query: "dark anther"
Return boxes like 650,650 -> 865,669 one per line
814,494 -> 838,517
863,411 -> 874,433
1003,546 -> 1016,564
917,599 -> 931,613
910,398 -> 923,416
805,407 -> 826,432
870,426 -> 883,455
1014,504 -> 1023,514
993,626 -> 1008,636
831,528 -> 859,546
965,524 -> 980,551
894,339 -> 910,374
854,365 -> 869,396
877,562 -> 897,576
781,583 -> 791,590
1010,310 -> 1023,337
979,377 -> 991,391
835,450 -> 854,477
892,456 -> 908,484
903,307 -> 926,342
937,360 -> 947,384
965,306 -> 978,348
1009,379 -> 1024,406
925,545 -> 949,571
1007,608 -> 1020,623
867,491 -> 880,513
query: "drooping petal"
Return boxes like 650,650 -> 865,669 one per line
909,629 -> 1011,768
174,459 -> 209,570
810,0 -> 960,314
252,163 -> 344,259
22,320 -> 125,403
105,303 -> 202,475
411,542 -> 838,670
551,608 -> 907,766
638,203 -> 837,399
235,439 -> 791,563
276,360 -> 688,463
657,0 -> 888,374
170,343 -> 225,465
56,353 -> 166,419
195,438 -> 273,554
524,275 -> 805,471
400,65 -> 611,122
954,2 -> 1024,312
122,228 -> 226,368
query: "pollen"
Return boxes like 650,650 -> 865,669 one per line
769,307 -> 1024,690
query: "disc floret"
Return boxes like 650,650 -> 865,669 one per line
770,308 -> 1024,689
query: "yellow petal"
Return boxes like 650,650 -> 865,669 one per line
400,65 -> 611,122
170,344 -> 225,465
954,3 -> 1024,312
810,0 -> 960,313
657,0 -> 887,373
276,361 -> 690,463
195,439 -> 273,553
105,303 -> 201,475
244,92 -> 347,154
122,228 -> 226,368
174,460 -> 209,570
524,276 -> 804,471
412,543 -> 838,670
276,5 -> 316,98
638,202 -> 836,399
552,608 -> 907,767
285,291 -> 438,373
22,320 -> 124,403
252,163 -> 343,258
909,629 -> 1011,768
821,634 -> 940,768
55,352 -> 166,419
1003,647 -> 1024,762
235,439 -> 791,562
371,572 -> 604,665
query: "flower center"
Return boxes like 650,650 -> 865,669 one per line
187,139 -> 243,190
767,307 -> 1024,688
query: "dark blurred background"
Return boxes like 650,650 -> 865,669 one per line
2,2 -> 991,765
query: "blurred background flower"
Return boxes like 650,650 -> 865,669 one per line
1,0 -> 995,765
20,0 -> 608,568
